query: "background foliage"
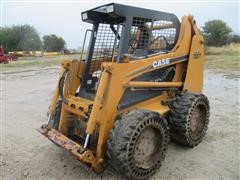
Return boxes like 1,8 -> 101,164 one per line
0,25 -> 65,53
0,25 -> 42,52
43,34 -> 65,52
202,20 -> 237,46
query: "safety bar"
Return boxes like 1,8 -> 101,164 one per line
125,81 -> 183,88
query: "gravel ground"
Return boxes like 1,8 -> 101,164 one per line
0,66 -> 239,180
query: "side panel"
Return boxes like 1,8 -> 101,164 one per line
183,35 -> 205,93
123,61 -> 186,114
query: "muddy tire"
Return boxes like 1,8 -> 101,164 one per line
168,92 -> 210,147
48,97 -> 62,130
107,109 -> 169,179
47,72 -> 66,130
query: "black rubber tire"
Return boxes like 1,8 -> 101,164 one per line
168,92 -> 210,147
48,72 -> 66,130
106,109 -> 169,180
48,97 -> 62,130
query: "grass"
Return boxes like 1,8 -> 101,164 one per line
1,44 -> 239,73
1,54 -> 82,73
205,43 -> 240,56
205,43 -> 240,72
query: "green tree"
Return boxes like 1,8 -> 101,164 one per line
42,34 -> 66,52
202,20 -> 232,46
229,34 -> 240,43
0,24 -> 42,52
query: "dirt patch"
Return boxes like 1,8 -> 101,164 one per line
0,67 -> 239,179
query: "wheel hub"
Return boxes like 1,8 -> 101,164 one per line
133,127 -> 161,169
190,104 -> 207,140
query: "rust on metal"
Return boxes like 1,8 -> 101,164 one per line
37,126 -> 103,173
38,126 -> 82,151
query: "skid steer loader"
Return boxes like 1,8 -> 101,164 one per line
38,3 -> 210,179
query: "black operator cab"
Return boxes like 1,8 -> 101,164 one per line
79,3 -> 180,99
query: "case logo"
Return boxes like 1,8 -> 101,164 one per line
193,51 -> 201,59
153,58 -> 170,68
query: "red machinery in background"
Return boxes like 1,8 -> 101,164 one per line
0,45 -> 17,64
